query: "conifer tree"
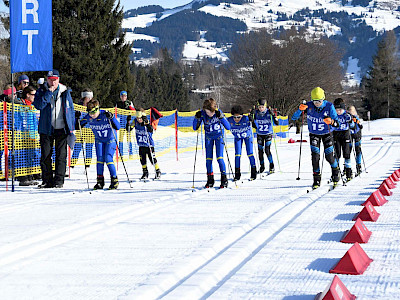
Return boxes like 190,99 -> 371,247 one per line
363,31 -> 400,118
52,0 -> 134,106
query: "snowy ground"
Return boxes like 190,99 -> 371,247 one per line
1,119 -> 400,299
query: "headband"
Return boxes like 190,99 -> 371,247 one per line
3,87 -> 16,96
81,91 -> 93,99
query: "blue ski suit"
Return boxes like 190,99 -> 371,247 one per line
227,115 -> 256,169
193,110 -> 230,175
79,110 -> 120,177
292,100 -> 339,174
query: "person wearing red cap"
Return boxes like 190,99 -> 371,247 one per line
34,69 -> 76,188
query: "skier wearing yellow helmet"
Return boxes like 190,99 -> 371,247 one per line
292,87 -> 340,189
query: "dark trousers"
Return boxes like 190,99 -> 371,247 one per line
40,129 -> 68,185
333,130 -> 351,160
139,146 -> 157,166
309,133 -> 337,173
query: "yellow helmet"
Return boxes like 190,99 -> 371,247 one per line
136,110 -> 146,118
311,87 -> 325,101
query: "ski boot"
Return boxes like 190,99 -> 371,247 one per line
269,162 -> 275,174
93,175 -> 105,190
220,174 -> 228,188
250,166 -> 257,181
234,168 -> 241,181
205,174 -> 215,188
312,173 -> 321,190
356,164 -> 362,177
109,176 -> 119,190
345,167 -> 353,182
259,163 -> 265,174
332,167 -> 340,189
140,168 -> 149,180
155,169 -> 161,180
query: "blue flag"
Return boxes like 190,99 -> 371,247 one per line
10,0 -> 53,73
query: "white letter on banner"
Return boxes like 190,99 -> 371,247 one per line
22,30 -> 39,54
22,0 -> 39,24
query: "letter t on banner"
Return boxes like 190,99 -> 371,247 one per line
10,0 -> 53,72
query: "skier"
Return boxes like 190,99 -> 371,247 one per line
292,87 -> 340,189
227,105 -> 257,181
348,105 -> 363,176
193,98 -> 231,188
76,99 -> 121,190
333,98 -> 355,182
126,108 -> 161,180
251,99 -> 278,174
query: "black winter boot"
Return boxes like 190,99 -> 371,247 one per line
93,175 -> 105,190
345,167 -> 353,182
356,164 -> 362,176
332,167 -> 340,188
234,168 -> 241,181
250,166 -> 257,180
269,162 -> 275,173
141,168 -> 149,180
205,174 -> 214,188
312,173 -> 321,190
109,176 -> 119,190
259,163 -> 265,174
155,169 -> 161,179
220,174 -> 228,188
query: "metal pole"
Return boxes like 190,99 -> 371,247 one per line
11,74 -> 15,192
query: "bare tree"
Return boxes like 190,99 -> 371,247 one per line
224,28 -> 343,115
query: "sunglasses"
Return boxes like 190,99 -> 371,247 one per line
88,106 -> 99,114
312,99 -> 323,103
29,93 -> 36,96
22,81 -> 29,85
233,115 -> 242,119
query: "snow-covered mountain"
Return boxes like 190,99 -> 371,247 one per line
122,0 -> 400,85
0,12 -> 9,39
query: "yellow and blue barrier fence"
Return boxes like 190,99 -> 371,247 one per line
1,102 -> 288,181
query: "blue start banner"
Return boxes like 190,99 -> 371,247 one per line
10,0 -> 53,73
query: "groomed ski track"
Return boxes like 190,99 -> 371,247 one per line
1,122 -> 400,299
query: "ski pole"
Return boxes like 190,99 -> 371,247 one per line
192,130 -> 199,189
296,108 -> 305,180
252,133 -> 260,171
321,150 -> 325,175
108,118 -> 132,188
77,120 -> 90,190
143,124 -> 158,176
360,147 -> 368,173
350,135 -> 358,174
326,116 -> 346,186
223,133 -> 237,188
270,113 -> 281,172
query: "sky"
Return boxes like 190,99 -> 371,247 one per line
0,0 -> 191,13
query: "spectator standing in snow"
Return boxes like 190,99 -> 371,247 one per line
34,70 -> 75,188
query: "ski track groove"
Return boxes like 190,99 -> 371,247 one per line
119,141 -> 394,299
0,141 -> 390,271
0,140 -> 393,298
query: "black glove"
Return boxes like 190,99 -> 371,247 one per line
126,123 -> 131,132
249,109 -> 255,122
215,110 -> 222,119
104,111 -> 113,119
195,111 -> 202,119
248,113 -> 253,123
127,115 -> 132,123
142,115 -> 149,124
75,111 -> 81,118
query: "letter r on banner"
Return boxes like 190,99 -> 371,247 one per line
10,0 -> 53,72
